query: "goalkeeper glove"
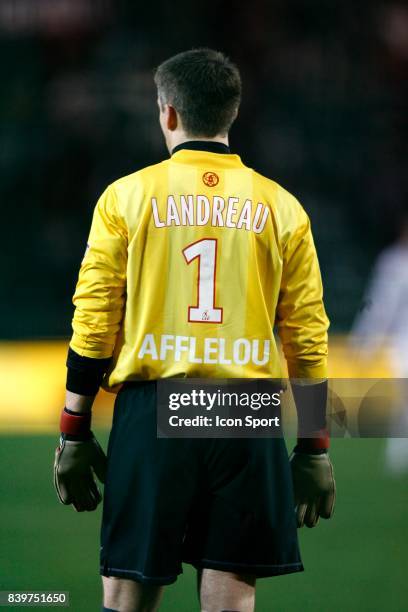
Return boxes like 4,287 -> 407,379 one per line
290,449 -> 336,528
53,408 -> 107,512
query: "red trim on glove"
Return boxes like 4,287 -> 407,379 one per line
296,428 -> 330,452
60,408 -> 91,436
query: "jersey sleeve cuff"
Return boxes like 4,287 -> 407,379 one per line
287,360 -> 328,379
69,335 -> 114,359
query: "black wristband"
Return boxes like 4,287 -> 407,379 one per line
66,348 -> 111,395
291,380 -> 328,436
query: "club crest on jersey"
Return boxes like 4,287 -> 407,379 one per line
202,171 -> 219,187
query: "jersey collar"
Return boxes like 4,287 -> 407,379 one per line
170,141 -> 245,169
172,140 -> 231,155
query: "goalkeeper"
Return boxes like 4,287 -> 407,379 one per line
54,48 -> 335,612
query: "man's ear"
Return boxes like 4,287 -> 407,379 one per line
166,105 -> 178,131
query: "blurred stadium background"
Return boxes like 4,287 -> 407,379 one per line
0,0 -> 407,610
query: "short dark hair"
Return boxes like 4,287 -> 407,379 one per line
154,48 -> 241,137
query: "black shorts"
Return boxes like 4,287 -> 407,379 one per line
100,381 -> 303,585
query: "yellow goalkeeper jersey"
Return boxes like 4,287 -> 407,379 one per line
70,144 -> 329,389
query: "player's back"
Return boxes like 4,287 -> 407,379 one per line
71,146 -> 328,387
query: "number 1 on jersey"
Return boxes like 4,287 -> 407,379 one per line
182,238 -> 223,323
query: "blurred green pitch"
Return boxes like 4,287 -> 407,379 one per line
0,436 -> 406,612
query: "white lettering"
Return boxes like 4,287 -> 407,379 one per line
218,337 -> 232,364
138,333 -> 158,359
252,339 -> 270,365
226,197 -> 239,228
236,199 -> 252,230
233,338 -> 251,365
203,338 -> 219,364
174,335 -> 190,361
253,204 -> 270,234
180,195 -> 194,226
212,196 -> 225,226
151,195 -> 270,235
137,334 -> 273,368
160,334 -> 174,360
196,195 -> 211,225
188,336 -> 203,363
151,198 -> 165,228
166,195 -> 181,226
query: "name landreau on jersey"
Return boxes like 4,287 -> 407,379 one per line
151,195 -> 270,233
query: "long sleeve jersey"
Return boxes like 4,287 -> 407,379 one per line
69,144 -> 329,390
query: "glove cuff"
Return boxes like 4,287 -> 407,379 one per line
60,407 -> 92,437
295,427 -> 330,454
